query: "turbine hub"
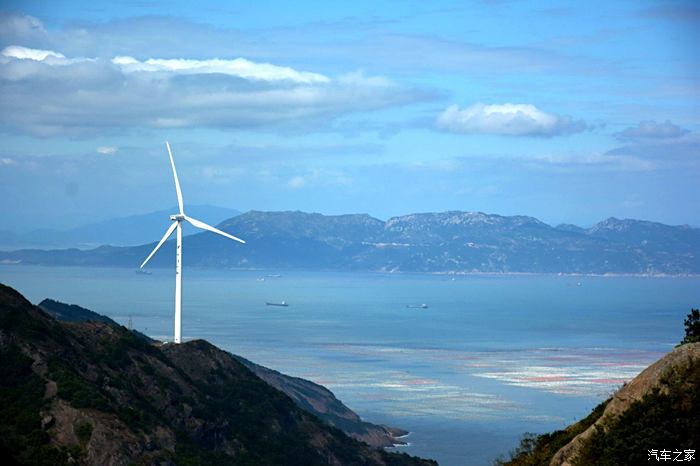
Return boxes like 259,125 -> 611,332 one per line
170,214 -> 185,221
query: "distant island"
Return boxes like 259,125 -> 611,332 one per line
1,210 -> 698,275
0,283 -> 435,465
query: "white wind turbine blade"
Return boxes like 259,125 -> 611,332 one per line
166,141 -> 184,214
184,215 -> 246,244
140,222 -> 178,268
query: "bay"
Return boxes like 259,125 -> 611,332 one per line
2,264 -> 698,465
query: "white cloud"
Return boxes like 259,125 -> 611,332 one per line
0,44 -> 424,135
1,45 -> 64,61
436,103 -> 586,137
0,46 -> 97,69
96,146 -> 118,155
614,120 -> 689,141
112,55 -> 330,84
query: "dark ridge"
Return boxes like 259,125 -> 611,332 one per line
38,298 -> 154,343
0,284 -> 435,465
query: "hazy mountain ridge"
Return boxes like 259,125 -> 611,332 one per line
0,284 -> 433,465
1,210 -> 698,274
0,205 -> 240,250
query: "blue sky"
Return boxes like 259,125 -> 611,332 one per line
0,0 -> 698,230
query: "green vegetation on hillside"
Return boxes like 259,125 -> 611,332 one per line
493,400 -> 609,466
494,308 -> 700,466
0,345 -> 73,465
573,356 -> 700,466
494,355 -> 700,466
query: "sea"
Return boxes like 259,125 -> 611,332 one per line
1,264 -> 698,466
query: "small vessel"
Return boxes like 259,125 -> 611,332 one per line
266,274 -> 282,278
266,301 -> 289,307
406,304 -> 428,309
135,269 -> 152,275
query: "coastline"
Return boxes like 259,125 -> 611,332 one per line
390,432 -> 412,448
1,261 -> 698,278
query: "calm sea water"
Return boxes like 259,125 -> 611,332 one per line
2,265 -> 698,465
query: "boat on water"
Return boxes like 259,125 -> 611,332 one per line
406,304 -> 428,309
135,269 -> 152,275
266,301 -> 289,307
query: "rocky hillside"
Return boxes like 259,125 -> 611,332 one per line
235,355 -> 408,448
37,296 -> 405,449
496,342 -> 700,466
1,210 -> 698,274
0,205 -> 240,250
0,283 -> 435,466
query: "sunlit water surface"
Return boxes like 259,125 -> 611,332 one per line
2,265 -> 698,465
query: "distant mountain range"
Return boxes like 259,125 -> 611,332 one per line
1,210 -> 698,274
0,205 -> 239,250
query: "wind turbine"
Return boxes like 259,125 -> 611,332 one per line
140,142 -> 245,343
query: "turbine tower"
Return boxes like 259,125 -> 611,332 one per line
140,142 -> 245,343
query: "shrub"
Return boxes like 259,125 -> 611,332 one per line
682,308 -> 700,344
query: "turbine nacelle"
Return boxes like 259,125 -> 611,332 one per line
170,214 -> 186,221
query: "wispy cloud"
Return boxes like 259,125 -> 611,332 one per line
614,120 -> 689,141
287,176 -> 306,189
282,169 -> 353,190
640,5 -> 700,22
0,13 -> 605,78
112,55 -> 329,84
606,134 -> 700,167
0,12 -> 47,42
96,146 -> 118,155
436,103 -> 587,137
